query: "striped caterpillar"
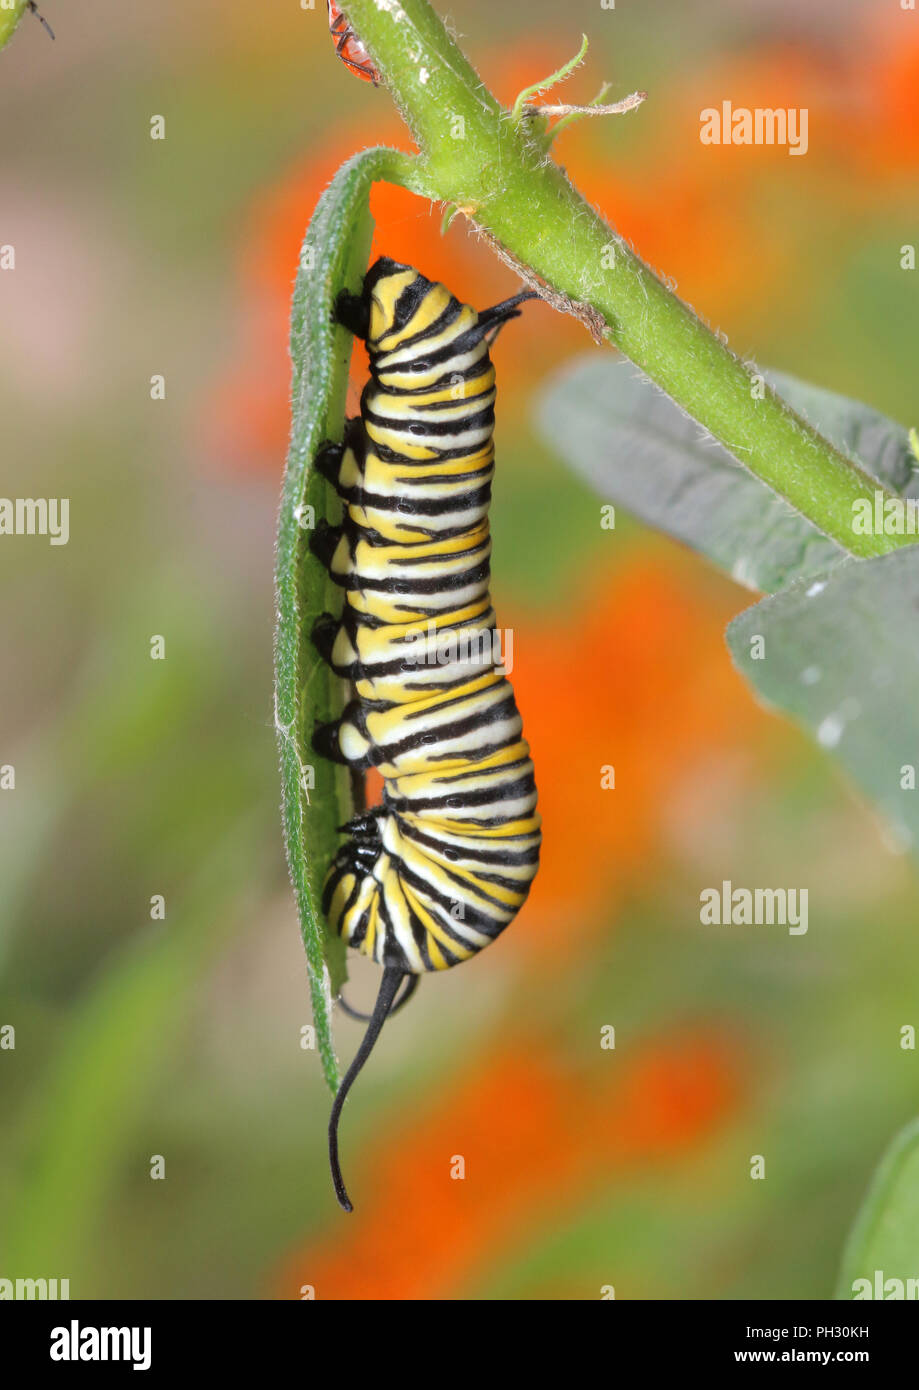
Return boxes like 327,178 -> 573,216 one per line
310,258 -> 541,1210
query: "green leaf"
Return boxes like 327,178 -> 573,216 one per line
836,1118 -> 919,1299
726,547 -> 919,860
536,358 -> 917,593
275,149 -> 394,1094
0,2 -> 30,51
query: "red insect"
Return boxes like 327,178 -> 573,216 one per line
327,2 -> 379,85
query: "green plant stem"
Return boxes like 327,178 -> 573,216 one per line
343,0 -> 913,560
510,33 -> 588,122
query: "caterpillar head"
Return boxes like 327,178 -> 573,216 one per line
365,259 -> 467,353
335,258 -> 534,357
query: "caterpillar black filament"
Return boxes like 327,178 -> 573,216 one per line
310,257 -> 541,1210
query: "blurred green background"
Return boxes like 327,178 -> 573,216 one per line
1,0 -> 918,1299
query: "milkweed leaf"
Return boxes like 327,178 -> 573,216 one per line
0,2 -> 30,51
537,357 -> 917,594
836,1118 -> 919,1299
726,547 -> 919,863
275,149 -> 391,1094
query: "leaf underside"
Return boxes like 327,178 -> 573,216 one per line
726,547 -> 919,864
537,358 -> 917,594
538,355 -> 919,862
275,148 -> 394,1094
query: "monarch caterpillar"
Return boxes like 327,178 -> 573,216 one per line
326,1 -> 378,85
310,258 -> 541,1210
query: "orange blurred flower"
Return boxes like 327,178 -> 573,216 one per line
504,546 -> 776,953
273,1026 -> 742,1300
862,34 -> 919,174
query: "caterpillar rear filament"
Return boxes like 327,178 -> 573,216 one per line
310,257 -> 541,1211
